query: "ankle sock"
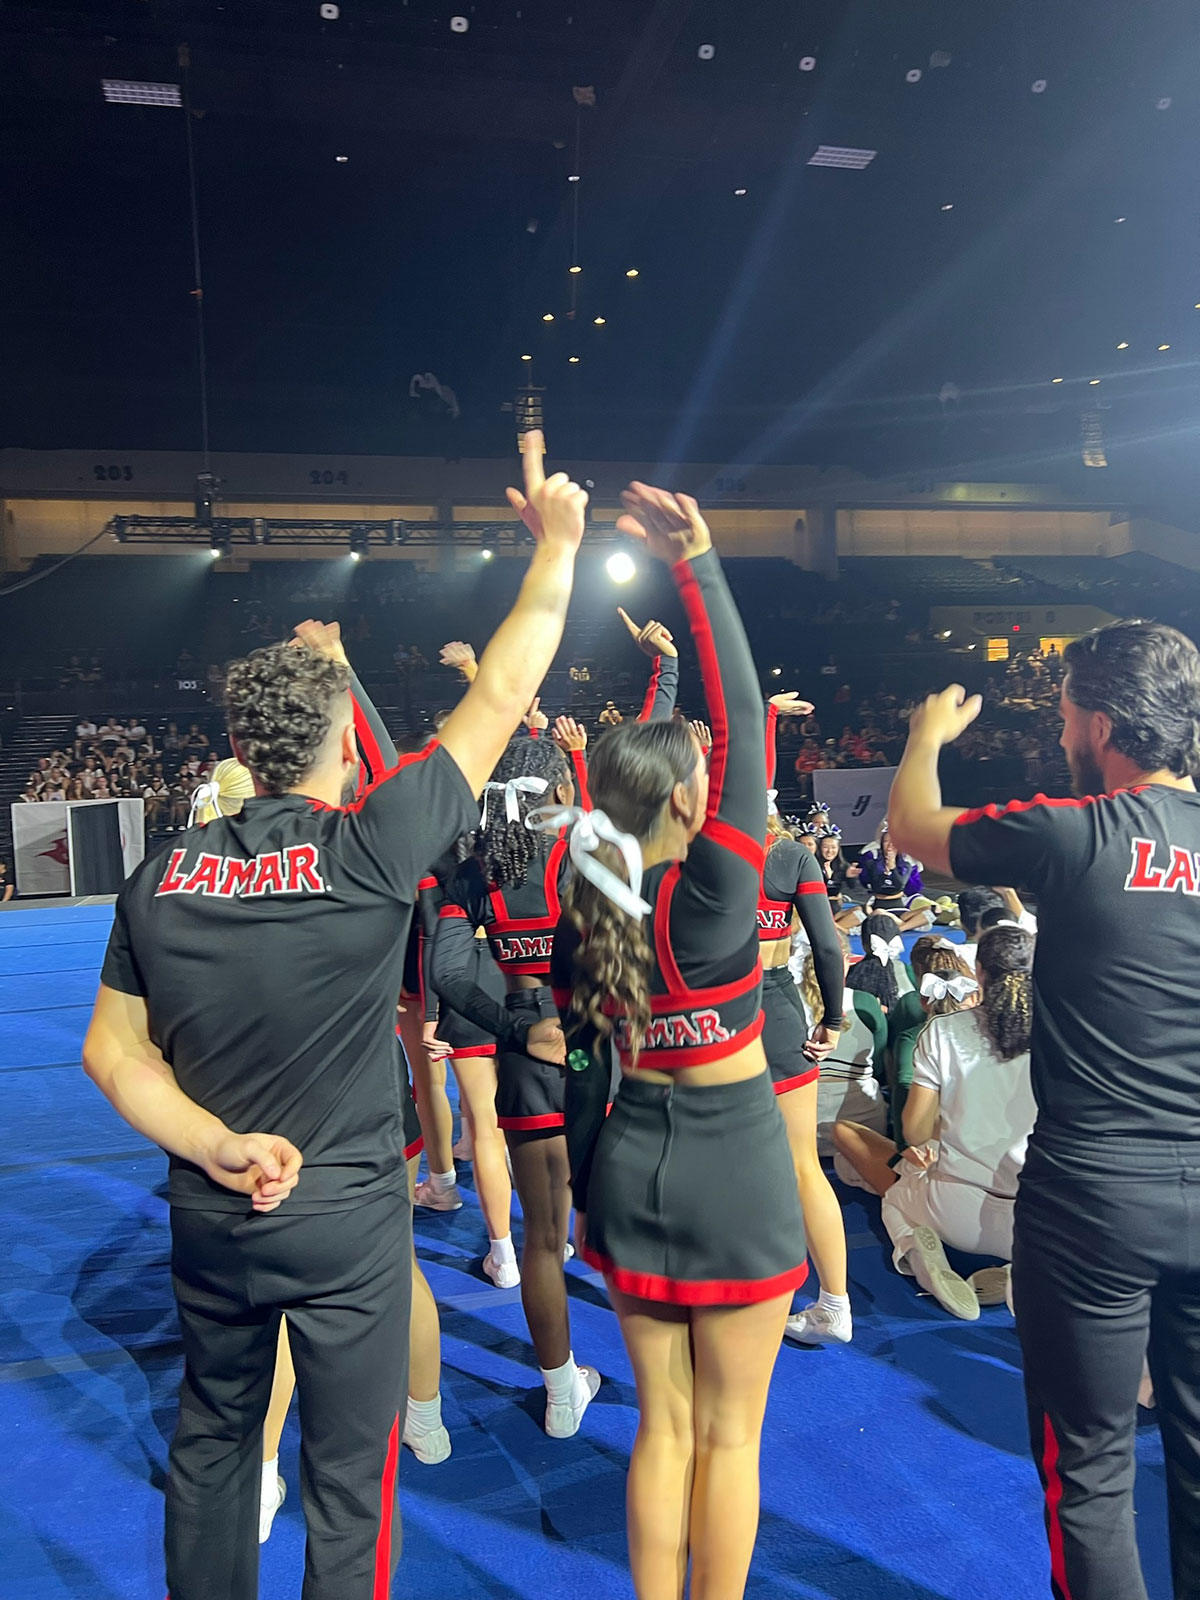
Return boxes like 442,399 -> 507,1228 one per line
406,1394 -> 443,1433
429,1168 -> 456,1195
489,1234 -> 517,1268
540,1354 -> 579,1403
817,1290 -> 851,1317
261,1455 -> 279,1493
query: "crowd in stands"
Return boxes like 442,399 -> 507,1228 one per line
18,716 -> 222,831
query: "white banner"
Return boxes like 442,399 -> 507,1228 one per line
115,799 -> 146,879
811,766 -> 898,846
11,803 -> 71,896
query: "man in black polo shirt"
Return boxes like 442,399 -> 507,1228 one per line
889,619 -> 1200,1600
82,437 -> 586,1600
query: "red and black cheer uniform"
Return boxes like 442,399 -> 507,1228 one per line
551,548 -> 808,1306
432,830 -> 572,1133
100,696 -> 478,1600
758,705 -> 845,1093
418,844 -> 507,1064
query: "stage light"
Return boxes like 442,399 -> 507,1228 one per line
626,268 -> 639,278
450,15 -> 469,32
771,666 -> 783,678
1159,343 -> 1171,351
349,530 -> 371,561
349,550 -> 361,561
906,69 -> 923,84
799,57 -> 817,72
1032,79 -> 1047,94
320,3 -> 339,17
568,174 -> 581,183
1089,378 -> 1101,385
1052,377 -> 1064,383
1115,216 -> 1126,223
335,155 -> 349,163
388,520 -> 408,545
606,552 -> 636,584
569,265 -> 582,274
1117,342 -> 1129,350
941,203 -> 954,211
481,548 -> 494,561
698,45 -> 715,60
521,353 -> 533,361
568,356 -> 580,364
734,187 -> 747,196
102,79 -> 181,106
593,317 -> 606,325
542,313 -> 555,322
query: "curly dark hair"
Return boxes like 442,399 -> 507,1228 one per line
476,735 -> 570,888
224,643 -> 351,794
975,924 -> 1035,1060
563,718 -> 701,1061
1064,619 -> 1200,777
846,912 -> 902,1012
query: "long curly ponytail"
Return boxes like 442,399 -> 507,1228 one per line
476,736 -> 569,888
563,719 -> 700,1062
975,925 -> 1035,1060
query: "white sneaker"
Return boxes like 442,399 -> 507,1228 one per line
403,1417 -> 452,1464
784,1302 -> 853,1346
413,1179 -> 463,1212
259,1473 -> 286,1544
483,1252 -> 521,1290
968,1265 -> 1012,1307
907,1226 -> 980,1320
563,1241 -> 575,1263
452,1132 -> 473,1161
545,1365 -> 601,1439
832,1152 -> 874,1192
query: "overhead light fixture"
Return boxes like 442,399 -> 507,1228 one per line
1051,377 -> 1064,383
568,356 -> 580,364
698,44 -> 715,61
102,79 -> 181,107
906,69 -> 923,84
593,317 -> 606,326
335,154 -> 349,163
388,520 -> 409,545
799,56 -> 817,72
481,548 -> 494,561
941,203 -> 954,211
606,552 -> 636,583
349,530 -> 371,561
771,666 -> 783,678
1032,79 -> 1047,94
807,146 -> 877,170
1159,343 -> 1171,351
450,15 -> 469,32
1089,378 -> 1101,385
521,353 -> 533,361
568,174 -> 581,183
1115,216 -> 1127,223
1117,341 -> 1129,350
542,313 -> 555,322
569,265 -> 582,275
734,187 -> 747,196
626,268 -> 639,278
1157,97 -> 1172,111
1194,303 -> 1200,310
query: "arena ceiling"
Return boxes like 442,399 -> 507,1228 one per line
3,0 -> 1200,519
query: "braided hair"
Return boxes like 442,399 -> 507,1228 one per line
846,912 -> 902,1012
975,925 -> 1035,1060
476,735 -> 570,888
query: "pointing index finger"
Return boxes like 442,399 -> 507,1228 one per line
522,429 -> 546,498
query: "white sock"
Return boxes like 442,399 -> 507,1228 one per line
406,1394 -> 443,1433
817,1290 -> 851,1318
489,1234 -> 517,1267
540,1353 -> 579,1402
429,1168 -> 456,1194
261,1455 -> 278,1492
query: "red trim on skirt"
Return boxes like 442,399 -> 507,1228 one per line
582,1244 -> 808,1306
498,1112 -> 565,1131
404,1135 -> 425,1162
449,1043 -> 496,1060
773,1066 -> 819,1095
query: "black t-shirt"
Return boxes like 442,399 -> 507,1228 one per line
100,741 -> 477,1211
950,784 -> 1200,1142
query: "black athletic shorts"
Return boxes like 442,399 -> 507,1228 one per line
581,1069 -> 807,1306
760,965 -> 819,1096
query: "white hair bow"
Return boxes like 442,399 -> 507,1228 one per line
920,971 -> 979,1003
767,788 -> 779,817
870,933 -> 904,964
187,781 -> 219,829
932,938 -> 958,952
526,804 -> 652,919
481,775 -> 548,827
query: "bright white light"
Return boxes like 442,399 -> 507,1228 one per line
606,552 -> 636,584
771,666 -> 783,677
349,550 -> 361,561
481,548 -> 494,561
335,154 -> 349,163
734,187 -> 747,196
210,547 -> 222,559
103,79 -> 181,107
799,57 -> 817,72
906,69 -> 922,84
450,15 -> 469,32
320,4 -> 339,18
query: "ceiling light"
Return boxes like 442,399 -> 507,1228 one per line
568,356 -> 580,364
480,548 -> 493,561
521,354 -> 532,361
606,552 -> 636,583
569,265 -> 582,274
807,145 -> 877,170
1117,341 -> 1129,350
102,79 -> 181,107
1157,97 -> 1172,111
450,15 -> 469,32
1159,343 -> 1171,351
698,44 -> 715,61
799,56 -> 817,72
906,69 -> 923,84
941,203 -> 954,211
568,174 -> 581,183
626,268 -> 639,278
1194,304 -> 1200,310
319,3 -> 339,17
771,666 -> 782,677
349,550 -> 361,561
593,317 -> 606,325
1051,377 -> 1064,383
1089,378 -> 1101,385
335,155 -> 349,163
542,313 -> 555,322
734,187 -> 747,196
1115,216 -> 1127,223
1032,79 -> 1047,94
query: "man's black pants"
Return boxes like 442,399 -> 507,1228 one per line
1014,1133 -> 1200,1600
165,1188 -> 412,1600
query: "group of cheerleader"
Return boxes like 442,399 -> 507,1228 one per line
193,461 -> 1033,1600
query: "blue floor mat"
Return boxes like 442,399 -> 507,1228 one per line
0,905 -> 1171,1599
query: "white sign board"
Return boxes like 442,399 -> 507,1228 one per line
811,766 -> 898,846
11,799 -> 145,896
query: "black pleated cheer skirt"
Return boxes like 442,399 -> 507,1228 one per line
760,965 -> 819,1096
497,986 -> 566,1134
581,1069 -> 808,1306
438,939 -> 506,1058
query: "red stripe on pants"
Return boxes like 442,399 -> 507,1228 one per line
1041,1411 -> 1075,1600
373,1413 -> 400,1599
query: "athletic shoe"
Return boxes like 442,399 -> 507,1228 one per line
403,1417 -> 452,1465
412,1179 -> 463,1212
784,1302 -> 853,1346
545,1365 -> 601,1439
907,1226 -> 980,1320
483,1252 -> 521,1290
968,1265 -> 1012,1307
259,1473 -> 286,1544
832,1152 -> 874,1192
452,1132 -> 474,1162
563,1241 -> 576,1263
